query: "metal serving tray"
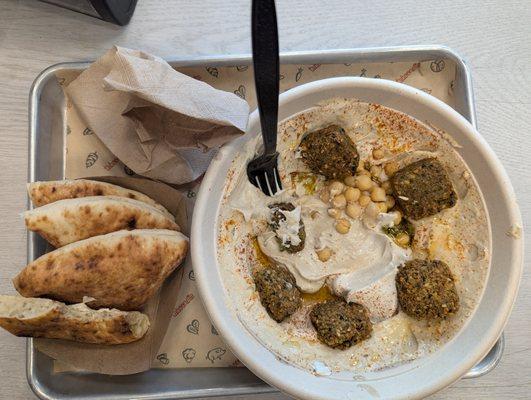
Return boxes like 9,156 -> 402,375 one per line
27,45 -> 503,399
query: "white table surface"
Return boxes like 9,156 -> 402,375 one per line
0,0 -> 529,399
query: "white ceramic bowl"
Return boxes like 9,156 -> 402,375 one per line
192,77 -> 523,400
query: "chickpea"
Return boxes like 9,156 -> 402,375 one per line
396,232 -> 410,246
358,169 -> 371,176
365,202 -> 380,218
335,218 -> 351,234
370,187 -> 386,202
382,180 -> 393,194
319,189 -> 330,204
346,203 -> 362,219
327,208 -> 342,219
376,202 -> 388,213
385,195 -> 396,209
384,161 -> 399,177
391,210 -> 402,225
329,181 -> 344,197
355,175 -> 373,191
332,194 -> 347,209
370,165 -> 382,178
372,148 -> 385,160
344,175 -> 357,187
316,247 -> 332,262
359,194 -> 371,207
344,187 -> 361,202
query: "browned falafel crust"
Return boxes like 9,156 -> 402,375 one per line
396,259 -> 460,320
254,264 -> 302,322
310,299 -> 372,349
299,125 -> 360,180
391,158 -> 457,220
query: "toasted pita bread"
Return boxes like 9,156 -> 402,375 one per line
0,295 -> 149,344
14,229 -> 189,310
24,196 -> 180,247
28,179 -> 175,221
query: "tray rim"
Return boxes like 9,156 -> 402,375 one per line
28,44 -> 477,128
26,44 -> 495,400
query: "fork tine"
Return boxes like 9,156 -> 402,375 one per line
253,172 -> 270,196
254,175 -> 265,193
273,167 -> 282,193
266,169 -> 277,195
264,172 -> 274,196
247,153 -> 281,196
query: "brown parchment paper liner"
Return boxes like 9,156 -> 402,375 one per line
64,46 -> 249,184
35,176 -> 189,375
55,56 -> 457,370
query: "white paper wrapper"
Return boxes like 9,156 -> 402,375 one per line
64,46 -> 249,184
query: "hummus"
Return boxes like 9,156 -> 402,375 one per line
216,98 -> 490,374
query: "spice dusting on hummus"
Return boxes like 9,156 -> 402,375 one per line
216,98 -> 490,374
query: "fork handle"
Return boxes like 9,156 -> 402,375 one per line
252,0 -> 280,157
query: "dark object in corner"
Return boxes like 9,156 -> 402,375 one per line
40,0 -> 137,26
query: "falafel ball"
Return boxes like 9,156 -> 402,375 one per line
254,264 -> 302,322
299,125 -> 360,180
396,259 -> 460,320
268,202 -> 306,253
310,299 -> 372,349
391,158 -> 457,220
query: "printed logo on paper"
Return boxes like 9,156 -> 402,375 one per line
172,293 -> 194,317
182,348 -> 196,363
104,157 -> 120,171
124,165 -> 135,176
188,270 -> 195,281
233,85 -> 246,99
206,347 -> 226,363
85,152 -> 98,168
206,66 -> 219,78
430,59 -> 445,73
156,353 -> 170,365
295,67 -> 303,82
186,319 -> 200,335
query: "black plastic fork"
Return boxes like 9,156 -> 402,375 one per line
247,0 -> 282,196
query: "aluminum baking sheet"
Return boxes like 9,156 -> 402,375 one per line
27,45 -> 503,399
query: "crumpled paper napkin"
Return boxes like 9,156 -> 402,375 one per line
65,46 -> 249,184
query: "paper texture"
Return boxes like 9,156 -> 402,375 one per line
64,46 -> 249,184
58,56 -> 458,370
35,176 -> 188,375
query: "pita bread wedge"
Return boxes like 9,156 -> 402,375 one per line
0,295 -> 149,344
28,179 -> 175,221
24,196 -> 179,247
14,229 -> 189,310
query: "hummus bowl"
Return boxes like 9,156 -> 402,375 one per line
191,77 -> 523,399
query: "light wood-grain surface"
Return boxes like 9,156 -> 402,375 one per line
0,0 -> 529,399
